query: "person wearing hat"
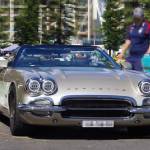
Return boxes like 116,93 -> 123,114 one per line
117,7 -> 150,71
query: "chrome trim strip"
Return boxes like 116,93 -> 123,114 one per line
66,108 -> 130,111
17,104 -> 66,112
130,107 -> 150,114
18,104 -> 150,115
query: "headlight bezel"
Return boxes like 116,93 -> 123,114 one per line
26,79 -> 41,95
42,79 -> 57,95
139,80 -> 150,96
26,78 -> 57,96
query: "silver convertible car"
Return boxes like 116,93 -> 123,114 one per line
0,45 -> 150,136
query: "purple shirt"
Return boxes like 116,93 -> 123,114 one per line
127,21 -> 150,57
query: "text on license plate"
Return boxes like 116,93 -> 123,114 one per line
82,120 -> 114,128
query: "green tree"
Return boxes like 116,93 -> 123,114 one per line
102,0 -> 124,55
123,0 -> 150,26
0,8 -> 8,43
43,0 -> 76,44
139,0 -> 150,21
15,0 -> 40,44
123,0 -> 139,27
0,17 -> 6,40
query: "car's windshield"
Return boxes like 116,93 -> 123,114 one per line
15,47 -> 116,69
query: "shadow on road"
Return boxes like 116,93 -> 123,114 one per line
27,126 -> 128,140
0,115 -> 150,140
26,126 -> 150,140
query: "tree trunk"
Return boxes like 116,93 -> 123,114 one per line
109,49 -> 111,56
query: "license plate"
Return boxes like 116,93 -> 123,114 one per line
82,120 -> 114,128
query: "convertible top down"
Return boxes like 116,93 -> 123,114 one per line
0,45 -> 150,135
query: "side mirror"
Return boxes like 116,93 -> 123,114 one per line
0,57 -> 8,68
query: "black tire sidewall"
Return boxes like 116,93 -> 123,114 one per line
9,85 -> 24,136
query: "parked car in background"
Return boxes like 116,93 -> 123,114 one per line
0,45 -> 150,136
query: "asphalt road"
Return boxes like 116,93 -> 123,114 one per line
0,115 -> 150,150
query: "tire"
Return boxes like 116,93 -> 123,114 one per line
9,85 -> 25,136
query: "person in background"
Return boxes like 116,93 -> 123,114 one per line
117,7 -> 150,71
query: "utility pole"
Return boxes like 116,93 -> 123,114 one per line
39,5 -> 43,44
93,0 -> 106,45
9,0 -> 14,42
93,0 -> 97,45
88,0 -> 91,42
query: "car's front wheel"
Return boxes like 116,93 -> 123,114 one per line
9,86 -> 25,136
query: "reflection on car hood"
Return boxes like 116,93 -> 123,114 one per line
18,67 -> 127,81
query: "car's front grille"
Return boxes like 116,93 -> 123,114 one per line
62,109 -> 131,118
61,99 -> 132,108
61,97 -> 134,118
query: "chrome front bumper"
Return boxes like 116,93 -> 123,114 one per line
17,104 -> 150,127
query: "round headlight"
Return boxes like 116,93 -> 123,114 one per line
42,80 -> 57,95
139,81 -> 150,95
27,80 -> 41,93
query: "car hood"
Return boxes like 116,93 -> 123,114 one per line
17,67 -> 146,97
